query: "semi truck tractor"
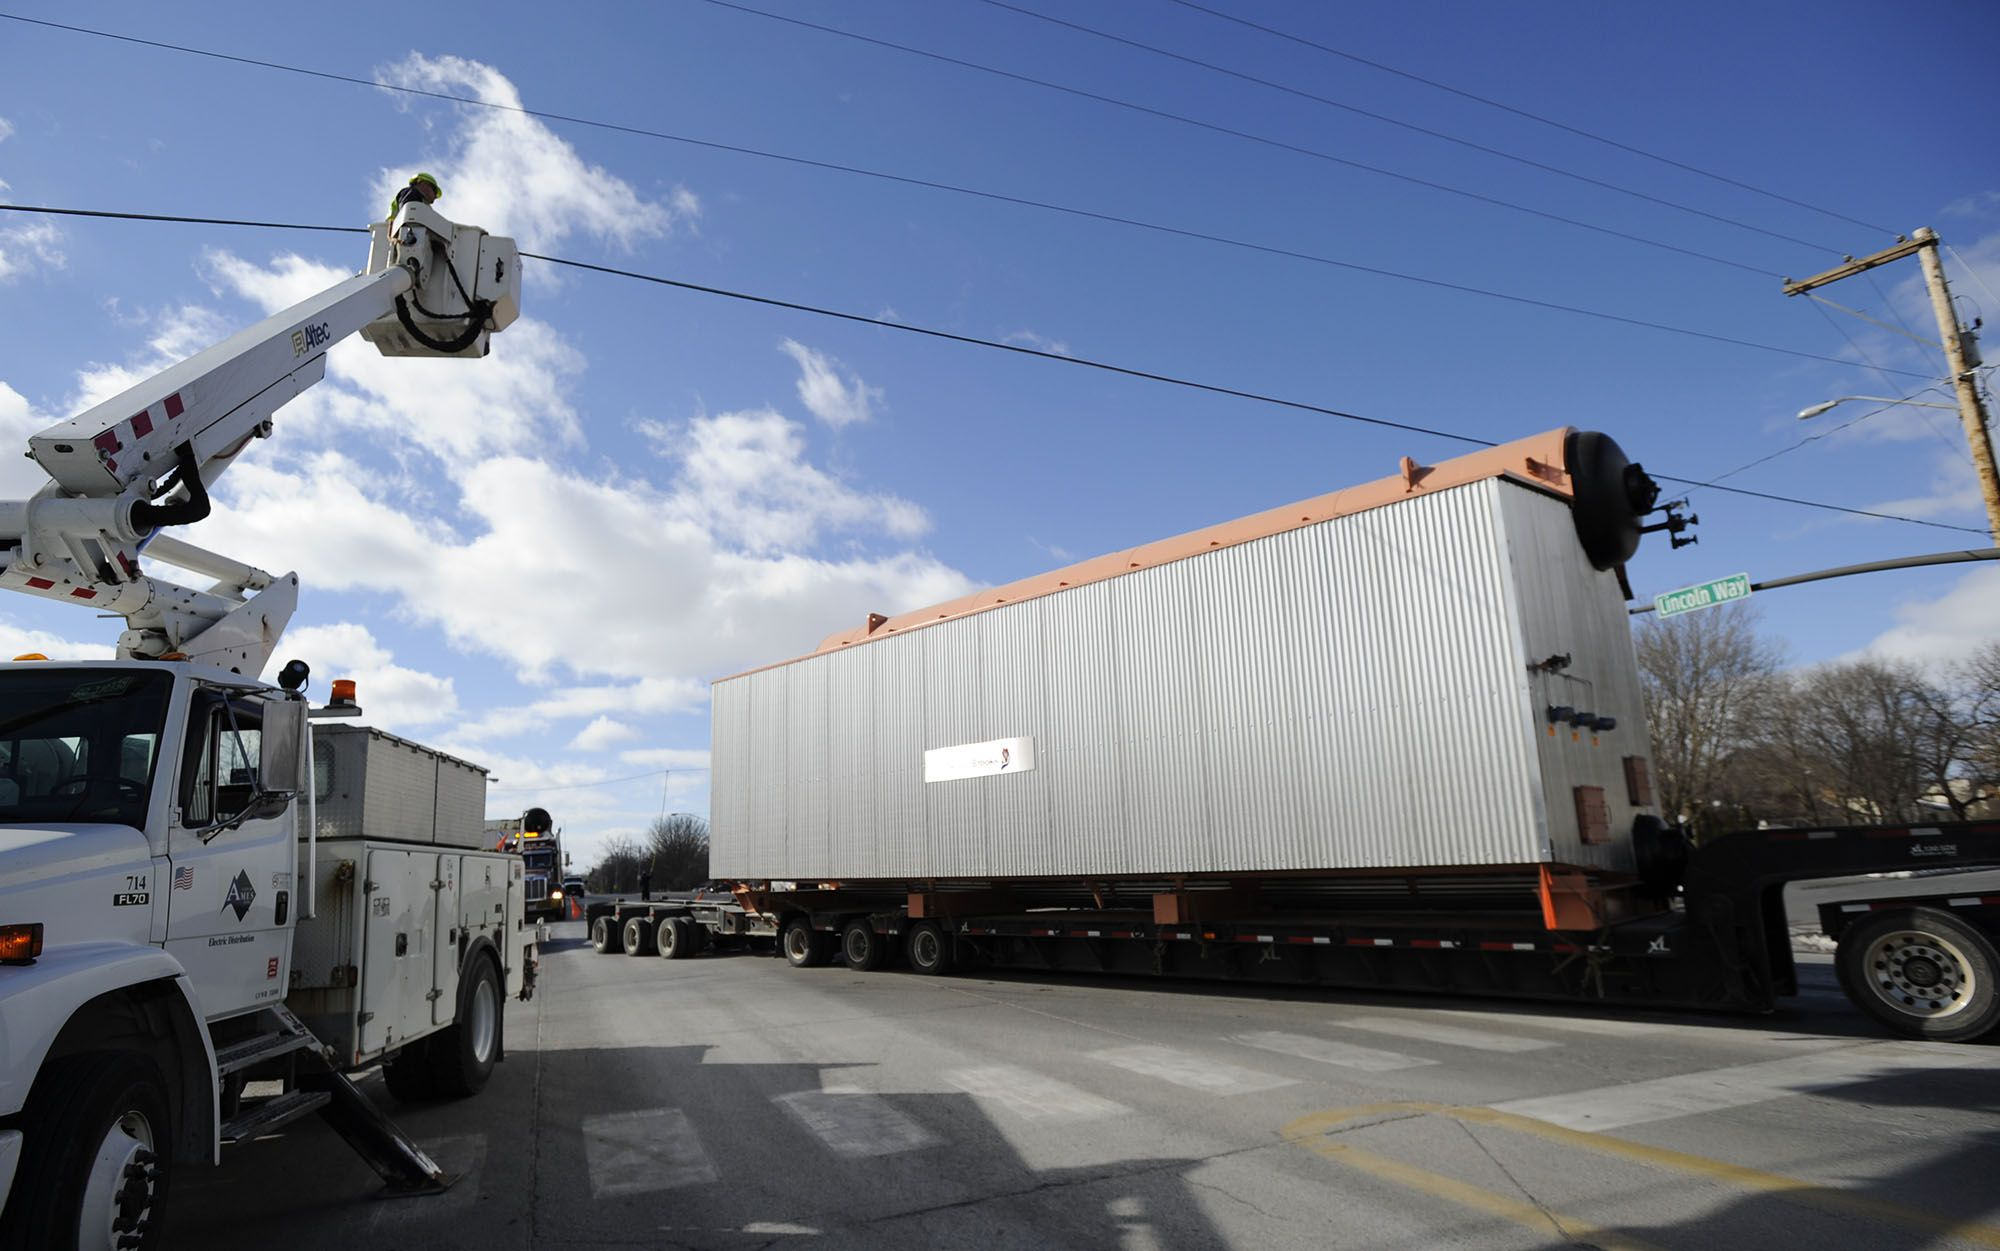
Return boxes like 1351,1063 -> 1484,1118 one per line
0,197 -> 528,1250
592,429 -> 2000,1044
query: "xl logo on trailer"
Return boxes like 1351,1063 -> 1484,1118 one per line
925,736 -> 1037,783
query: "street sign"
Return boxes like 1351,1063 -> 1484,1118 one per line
1653,572 -> 1752,618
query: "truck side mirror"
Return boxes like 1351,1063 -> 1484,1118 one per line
259,698 -> 310,797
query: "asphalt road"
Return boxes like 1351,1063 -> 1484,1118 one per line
169,921 -> 2000,1251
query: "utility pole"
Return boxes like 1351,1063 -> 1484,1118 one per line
1784,229 -> 2000,541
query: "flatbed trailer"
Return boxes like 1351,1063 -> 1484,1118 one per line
584,820 -> 2000,1043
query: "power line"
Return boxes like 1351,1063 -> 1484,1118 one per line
973,0 -> 1839,258
1158,0 -> 1897,238
0,202 -> 1975,535
0,9 -> 1779,285
1,199 -> 1917,378
701,0 -> 1808,273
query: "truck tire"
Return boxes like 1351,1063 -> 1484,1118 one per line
1836,907 -> 2000,1043
0,1051 -> 172,1251
621,916 -> 655,956
383,1047 -> 438,1102
657,917 -> 695,960
906,921 -> 956,976
429,955 -> 504,1098
841,920 -> 888,971
781,917 -> 831,968
590,914 -> 623,954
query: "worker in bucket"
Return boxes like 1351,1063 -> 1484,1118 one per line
387,171 -> 442,220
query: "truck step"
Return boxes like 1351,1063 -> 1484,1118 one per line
221,1089 -> 332,1143
214,1029 -> 318,1077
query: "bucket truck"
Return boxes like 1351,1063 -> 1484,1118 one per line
0,200 -> 526,1251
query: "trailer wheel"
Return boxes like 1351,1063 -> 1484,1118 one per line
1836,907 -> 2000,1043
841,920 -> 889,971
0,1051 -> 172,1251
590,915 -> 623,955
658,917 -> 695,960
781,917 -> 831,968
429,954 -> 504,1098
906,921 -> 956,976
622,916 -> 656,957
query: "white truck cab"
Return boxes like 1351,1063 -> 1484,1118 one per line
0,198 -> 527,1250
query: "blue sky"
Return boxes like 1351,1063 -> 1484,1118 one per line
1,1 -> 1995,868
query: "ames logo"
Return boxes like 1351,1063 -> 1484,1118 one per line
289,321 -> 333,358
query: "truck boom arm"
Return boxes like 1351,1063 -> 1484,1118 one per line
0,203 -> 519,672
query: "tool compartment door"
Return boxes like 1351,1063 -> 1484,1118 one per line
431,851 -> 461,1027
359,846 -> 440,1057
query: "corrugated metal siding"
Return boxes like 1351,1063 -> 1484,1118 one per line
708,679 -> 753,877
714,478 -> 1632,879
785,661 -> 830,878
1496,485 -> 1654,872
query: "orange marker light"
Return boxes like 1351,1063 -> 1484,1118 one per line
0,923 -> 44,963
10,653 -> 47,662
330,679 -> 358,703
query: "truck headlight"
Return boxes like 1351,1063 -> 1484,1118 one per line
550,889 -> 563,900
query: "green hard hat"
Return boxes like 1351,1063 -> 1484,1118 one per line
410,172 -> 441,197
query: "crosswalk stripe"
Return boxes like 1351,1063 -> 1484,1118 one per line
581,1108 -> 717,1196
1333,1016 -> 1561,1053
1423,1008 -> 1664,1038
1493,1041 -> 1996,1131
1090,1044 -> 1295,1094
1232,1030 -> 1437,1072
773,1088 -> 942,1158
946,1065 -> 1128,1122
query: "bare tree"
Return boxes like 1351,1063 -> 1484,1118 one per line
1634,605 -> 1782,836
587,834 -> 644,895
1756,658 -> 1952,824
647,813 -> 710,891
1949,641 -> 2000,815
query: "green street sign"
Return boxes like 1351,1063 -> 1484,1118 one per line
1654,572 -> 1752,618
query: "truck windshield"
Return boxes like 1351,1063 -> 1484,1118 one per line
0,669 -> 173,830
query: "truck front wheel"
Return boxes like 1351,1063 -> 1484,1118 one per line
0,1051 -> 172,1251
590,914 -> 623,954
1836,907 -> 2000,1043
429,956 -> 504,1098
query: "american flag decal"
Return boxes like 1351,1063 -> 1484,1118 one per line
173,866 -> 195,891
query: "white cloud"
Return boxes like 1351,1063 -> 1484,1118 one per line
0,117 -> 14,143
0,382 -> 49,497
0,218 -> 66,283
269,622 -> 460,731
0,616 -> 115,661
668,407 -> 929,551
568,715 -> 639,752
779,339 -> 881,428
1867,565 -> 2000,667
373,54 -> 686,252
1002,329 -> 1072,357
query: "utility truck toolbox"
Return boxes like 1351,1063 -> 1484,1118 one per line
713,429 -> 1663,881
313,723 -> 490,849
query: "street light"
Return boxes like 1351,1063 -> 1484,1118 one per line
1796,395 -> 1957,421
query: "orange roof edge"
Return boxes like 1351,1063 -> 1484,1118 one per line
721,427 -> 1575,683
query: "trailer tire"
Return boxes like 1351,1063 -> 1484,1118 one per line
622,917 -> 655,957
383,1047 -> 438,1102
0,1051 -> 172,1251
781,917 -> 831,968
658,917 -> 695,960
906,921 -> 956,976
590,915 -> 623,955
841,920 -> 889,971
429,955 -> 504,1098
1836,907 -> 2000,1043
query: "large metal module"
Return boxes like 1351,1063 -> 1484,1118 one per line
711,429 -> 1666,882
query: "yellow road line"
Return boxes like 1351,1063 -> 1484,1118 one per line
1280,1102 -> 2000,1250
1294,1137 -> 1672,1251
